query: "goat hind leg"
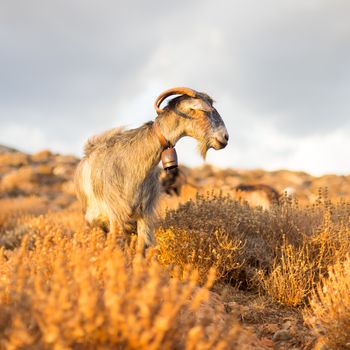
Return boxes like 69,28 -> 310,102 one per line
109,213 -> 137,247
137,216 -> 155,251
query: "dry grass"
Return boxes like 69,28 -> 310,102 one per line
304,255 -> 350,350
1,174 -> 350,348
160,193 -> 337,283
157,192 -> 350,312
256,196 -> 350,307
0,215 -> 247,350
158,192 -> 350,348
0,152 -> 29,168
157,227 -> 244,284
257,239 -> 315,307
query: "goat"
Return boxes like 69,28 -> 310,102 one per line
235,184 -> 280,209
74,87 -> 229,248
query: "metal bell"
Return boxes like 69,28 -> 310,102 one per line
161,147 -> 178,171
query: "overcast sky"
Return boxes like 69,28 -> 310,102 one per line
1,0 -> 349,175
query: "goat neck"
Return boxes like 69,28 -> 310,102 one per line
154,110 -> 188,148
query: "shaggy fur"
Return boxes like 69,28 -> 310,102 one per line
75,90 -> 228,248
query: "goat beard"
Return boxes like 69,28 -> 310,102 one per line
198,141 -> 209,160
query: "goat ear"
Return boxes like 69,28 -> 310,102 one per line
182,98 -> 212,112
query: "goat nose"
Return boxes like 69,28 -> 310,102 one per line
213,131 -> 228,149
217,131 -> 228,144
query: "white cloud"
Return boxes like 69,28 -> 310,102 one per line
0,123 -> 77,155
284,130 -> 350,176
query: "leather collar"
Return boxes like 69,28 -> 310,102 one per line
153,122 -> 171,148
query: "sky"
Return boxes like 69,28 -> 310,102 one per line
0,0 -> 349,176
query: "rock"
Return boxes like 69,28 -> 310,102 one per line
319,345 -> 328,350
315,341 -> 329,350
0,152 -> 29,167
53,165 -> 74,177
282,320 -> 292,329
54,155 -> 79,164
273,329 -> 291,342
263,323 -> 279,334
31,149 -> 53,162
260,337 -> 274,348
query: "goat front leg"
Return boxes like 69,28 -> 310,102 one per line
137,216 -> 155,251
108,215 -> 128,248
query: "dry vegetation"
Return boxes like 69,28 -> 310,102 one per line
1,147 -> 350,349
0,221 -> 241,350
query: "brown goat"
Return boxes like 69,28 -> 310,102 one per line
235,184 -> 280,209
75,87 -> 228,248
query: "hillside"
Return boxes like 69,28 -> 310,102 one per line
1,146 -> 349,210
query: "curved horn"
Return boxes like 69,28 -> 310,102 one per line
154,87 -> 198,114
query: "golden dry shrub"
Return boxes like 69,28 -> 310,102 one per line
1,163 -> 65,197
0,197 -> 49,249
257,239 -> 315,307
30,149 -> 53,163
0,152 -> 29,168
256,200 -> 350,306
158,191 -> 350,305
0,204 -> 83,250
0,196 -> 47,227
1,166 -> 37,193
157,227 -> 244,284
0,219 -> 244,350
304,254 -> 350,350
309,206 -> 350,278
158,192 -> 323,287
